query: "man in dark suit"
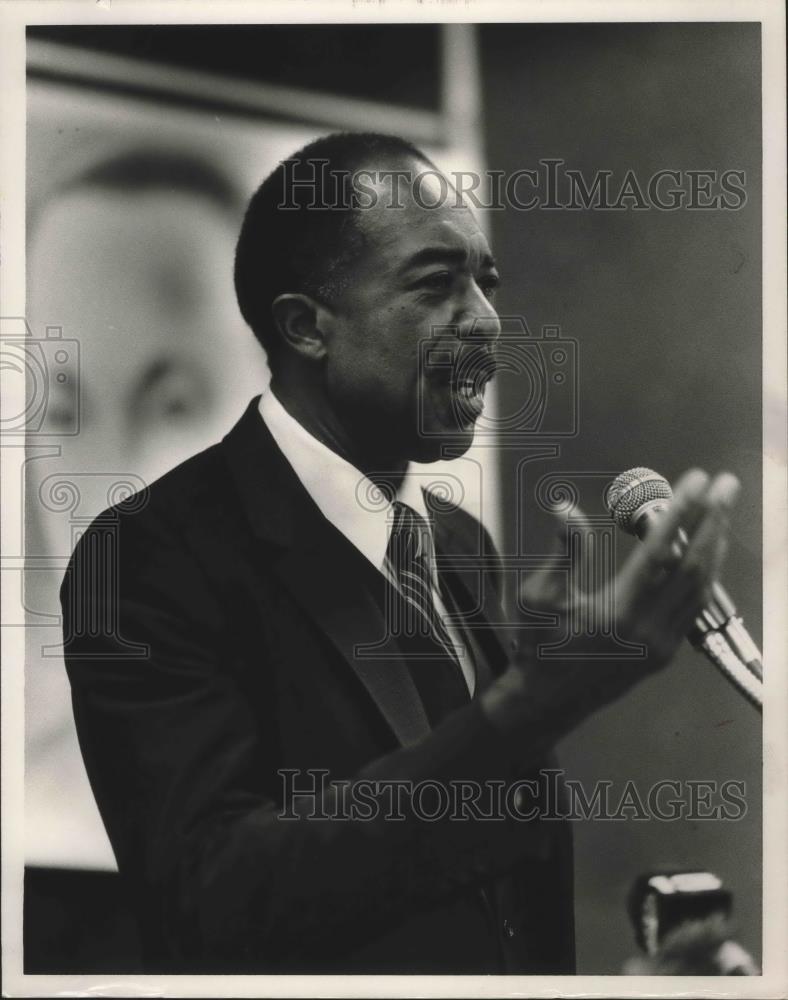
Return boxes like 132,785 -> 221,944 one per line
61,132 -> 738,973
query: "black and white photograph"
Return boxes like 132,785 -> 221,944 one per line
1,1 -> 785,996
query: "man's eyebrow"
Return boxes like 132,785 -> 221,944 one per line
399,246 -> 499,273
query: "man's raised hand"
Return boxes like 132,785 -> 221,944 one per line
482,469 -> 740,751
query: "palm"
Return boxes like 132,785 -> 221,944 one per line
514,469 -> 738,724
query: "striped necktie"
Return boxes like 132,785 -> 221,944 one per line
384,501 -> 470,724
384,500 -> 463,667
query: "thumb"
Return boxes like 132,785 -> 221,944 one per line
520,514 -> 569,611
520,501 -> 598,613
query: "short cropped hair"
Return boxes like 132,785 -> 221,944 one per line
233,131 -> 433,364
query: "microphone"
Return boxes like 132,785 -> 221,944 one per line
606,468 -> 762,711
625,870 -> 759,974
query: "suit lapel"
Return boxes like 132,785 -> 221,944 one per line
271,534 -> 432,747
431,510 -> 511,684
221,398 -> 430,747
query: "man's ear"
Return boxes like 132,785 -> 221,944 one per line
270,293 -> 332,362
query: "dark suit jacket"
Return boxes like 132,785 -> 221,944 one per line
61,396 -> 575,974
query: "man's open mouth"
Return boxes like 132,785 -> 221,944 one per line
450,373 -> 488,419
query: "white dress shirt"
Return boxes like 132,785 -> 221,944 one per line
258,388 -> 475,695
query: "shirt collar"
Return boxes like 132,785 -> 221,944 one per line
259,387 -> 430,572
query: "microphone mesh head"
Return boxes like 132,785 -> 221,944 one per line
606,467 -> 673,534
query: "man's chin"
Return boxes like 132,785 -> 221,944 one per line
410,423 -> 476,464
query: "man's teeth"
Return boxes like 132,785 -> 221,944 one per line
456,379 -> 482,397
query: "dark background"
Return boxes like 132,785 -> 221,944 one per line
25,21 -> 762,975
481,21 -> 762,971
29,24 -> 442,110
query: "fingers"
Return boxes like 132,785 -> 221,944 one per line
614,469 -> 740,664
520,503 -> 595,611
520,523 -> 567,611
622,469 -> 708,587
681,472 -> 739,585
618,469 -> 738,597
566,503 -> 597,596
646,574 -> 707,650
521,469 -> 740,678
663,473 -> 739,627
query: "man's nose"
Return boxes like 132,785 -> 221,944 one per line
457,292 -> 501,349
454,305 -> 500,386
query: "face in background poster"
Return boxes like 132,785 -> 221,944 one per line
22,19 -> 494,876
